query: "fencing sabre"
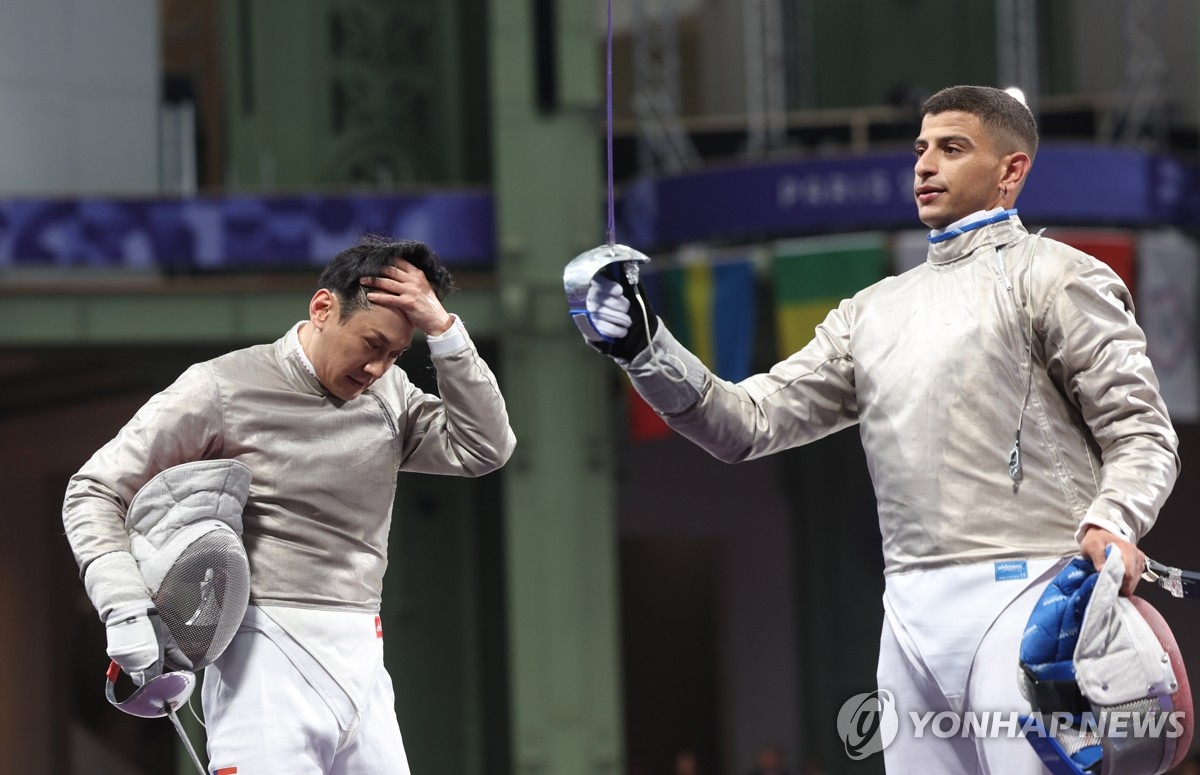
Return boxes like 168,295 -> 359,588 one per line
1143,557 -> 1200,600
562,0 -> 653,339
106,660 -> 207,774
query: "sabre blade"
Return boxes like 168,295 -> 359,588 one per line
165,704 -> 207,775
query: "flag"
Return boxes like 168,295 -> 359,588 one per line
771,234 -> 888,359
1137,230 -> 1199,422
627,385 -> 674,441
642,251 -> 758,381
1045,229 -> 1137,299
628,250 -> 759,441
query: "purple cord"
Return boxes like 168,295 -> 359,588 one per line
606,0 -> 615,245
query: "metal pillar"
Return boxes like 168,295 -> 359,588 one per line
490,1 -> 624,773
996,0 -> 1040,116
631,0 -> 699,174
782,0 -> 816,111
744,0 -> 787,157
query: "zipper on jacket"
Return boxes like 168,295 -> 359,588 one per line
994,235 -> 1046,485
994,247 -> 1014,293
992,245 -> 1027,361
993,244 -> 1026,483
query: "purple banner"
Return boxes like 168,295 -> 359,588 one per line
618,145 -> 1192,250
0,190 -> 495,271
0,147 -> 1193,270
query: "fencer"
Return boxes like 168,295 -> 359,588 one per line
64,236 -> 515,774
576,85 -> 1179,773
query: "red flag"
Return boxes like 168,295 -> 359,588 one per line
627,384 -> 673,441
1047,229 -> 1136,299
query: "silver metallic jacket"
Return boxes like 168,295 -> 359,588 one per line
626,215 -> 1179,574
64,325 -> 516,610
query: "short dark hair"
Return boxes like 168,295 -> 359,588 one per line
921,85 -> 1039,161
318,235 -> 457,319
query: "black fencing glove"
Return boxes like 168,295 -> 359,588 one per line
584,268 -> 658,361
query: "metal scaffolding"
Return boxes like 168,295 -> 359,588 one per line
743,0 -> 788,157
1098,0 -> 1167,145
631,0 -> 700,174
782,0 -> 817,111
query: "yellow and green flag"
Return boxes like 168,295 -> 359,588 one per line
644,255 -> 758,381
772,234 -> 888,358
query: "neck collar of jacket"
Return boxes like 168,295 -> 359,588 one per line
278,322 -> 328,396
926,211 -> 1027,266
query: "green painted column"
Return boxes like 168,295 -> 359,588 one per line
490,2 -> 624,775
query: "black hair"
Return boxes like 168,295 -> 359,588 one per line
921,85 -> 1039,161
318,235 -> 457,319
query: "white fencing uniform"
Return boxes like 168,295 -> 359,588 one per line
879,558 -> 1066,773
204,607 -> 410,774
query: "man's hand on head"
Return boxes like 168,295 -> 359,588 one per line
361,260 -> 453,335
1079,525 -> 1144,596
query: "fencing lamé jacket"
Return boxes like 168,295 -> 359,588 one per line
63,322 -> 515,611
625,213 -> 1179,575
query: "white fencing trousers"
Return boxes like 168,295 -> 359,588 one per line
202,606 -> 412,774
878,557 -> 1068,774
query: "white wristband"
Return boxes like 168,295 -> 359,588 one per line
84,550 -> 152,622
427,315 -> 467,355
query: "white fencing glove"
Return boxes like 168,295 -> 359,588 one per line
85,550 -> 166,685
585,274 -> 657,360
105,601 -> 164,686
586,275 -> 634,340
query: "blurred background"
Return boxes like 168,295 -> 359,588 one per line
3,0 -> 1200,773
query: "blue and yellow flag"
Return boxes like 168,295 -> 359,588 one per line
643,255 -> 757,382
627,253 -> 758,441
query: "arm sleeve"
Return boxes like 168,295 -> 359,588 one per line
397,325 -> 516,477
624,300 -> 860,464
62,363 -> 225,577
1041,256 -> 1180,543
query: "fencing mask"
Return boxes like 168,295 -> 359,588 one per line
1018,547 -> 1193,775
102,459 -> 252,773
126,458 -> 252,672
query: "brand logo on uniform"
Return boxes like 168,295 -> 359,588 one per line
994,560 -> 1028,581
375,615 -> 383,638
213,768 -> 238,775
